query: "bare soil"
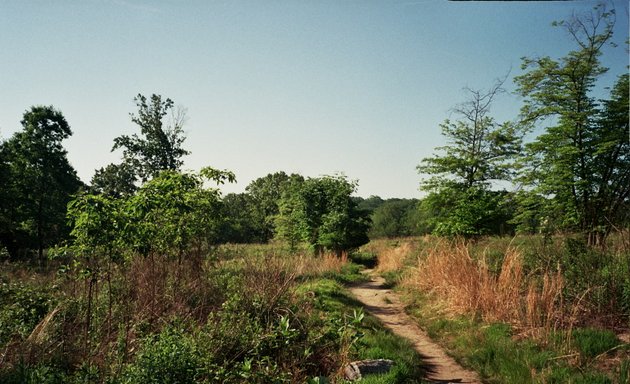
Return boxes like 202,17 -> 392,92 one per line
348,271 -> 481,384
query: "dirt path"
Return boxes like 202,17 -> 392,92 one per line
348,271 -> 481,384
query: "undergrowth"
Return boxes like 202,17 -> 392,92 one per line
366,235 -> 630,383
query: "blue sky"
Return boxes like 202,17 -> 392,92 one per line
1,0 -> 628,198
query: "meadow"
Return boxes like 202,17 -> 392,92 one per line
0,243 -> 429,383
364,234 -> 630,383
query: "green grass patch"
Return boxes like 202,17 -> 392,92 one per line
571,327 -> 621,359
405,290 -> 624,384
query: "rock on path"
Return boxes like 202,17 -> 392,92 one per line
348,271 -> 481,384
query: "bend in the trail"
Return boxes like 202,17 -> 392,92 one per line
348,271 -> 482,384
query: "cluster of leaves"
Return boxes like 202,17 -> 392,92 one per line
275,175 -> 371,255
91,94 -> 190,197
0,280 -> 55,346
354,197 -> 426,239
71,168 -> 234,259
219,173 -> 372,254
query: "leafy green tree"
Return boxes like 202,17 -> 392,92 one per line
354,195 -> 385,214
0,106 -> 83,260
514,5 -> 627,245
69,167 -> 235,260
369,199 -> 421,239
124,168 -> 234,259
218,193 -> 264,244
276,175 -> 370,255
245,172 -> 304,242
423,188 -> 515,237
90,162 -> 138,197
417,80 -> 522,237
93,93 -> 189,192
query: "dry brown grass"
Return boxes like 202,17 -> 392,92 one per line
360,237 -> 424,273
403,239 -> 567,341
376,242 -> 412,273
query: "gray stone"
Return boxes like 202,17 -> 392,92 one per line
343,359 -> 395,381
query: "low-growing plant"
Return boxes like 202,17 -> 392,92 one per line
571,327 -> 620,359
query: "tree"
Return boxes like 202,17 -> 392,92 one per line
0,106 -> 83,260
245,172 -> 304,242
217,193 -> 263,244
70,167 -> 235,261
354,195 -> 385,214
93,93 -> 189,192
275,175 -> 370,255
514,4 -> 626,245
90,162 -> 138,197
417,80 -> 522,237
369,199 -> 421,239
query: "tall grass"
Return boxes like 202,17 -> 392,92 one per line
0,245 -> 359,383
401,240 -> 568,342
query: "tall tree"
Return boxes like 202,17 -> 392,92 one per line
514,4 -> 626,244
417,80 -> 522,237
90,162 -> 137,198
92,93 -> 189,193
1,106 -> 82,260
369,199 -> 421,239
275,175 -> 370,255
245,171 -> 304,242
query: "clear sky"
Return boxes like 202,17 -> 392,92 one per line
1,0 -> 628,198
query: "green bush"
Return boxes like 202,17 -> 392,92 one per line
119,327 -> 202,384
0,280 -> 55,345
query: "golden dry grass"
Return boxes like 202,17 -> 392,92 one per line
401,239 -> 567,341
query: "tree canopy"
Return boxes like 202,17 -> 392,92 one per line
513,4 -> 627,244
92,93 -> 189,196
417,80 -> 522,237
0,106 -> 83,259
275,175 -> 370,255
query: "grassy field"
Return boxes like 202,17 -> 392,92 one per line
0,243 -> 429,383
361,235 -> 630,383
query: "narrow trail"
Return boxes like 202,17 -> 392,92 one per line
348,271 -> 481,384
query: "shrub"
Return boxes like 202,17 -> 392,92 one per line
119,327 -> 202,384
0,281 -> 55,345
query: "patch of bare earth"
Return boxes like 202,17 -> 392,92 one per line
349,271 -> 481,384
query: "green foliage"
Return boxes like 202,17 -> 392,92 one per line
369,198 -> 422,238
113,93 -> 190,183
245,172 -> 305,242
514,6 -> 628,245
69,167 -> 235,259
218,193 -> 265,243
423,186 -> 514,238
90,162 -> 138,198
559,238 -> 630,318
571,328 -> 620,359
0,280 -> 55,345
92,93 -> 191,197
0,106 -> 82,259
119,327 -> 202,384
276,175 -> 370,254
417,80 -> 522,238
